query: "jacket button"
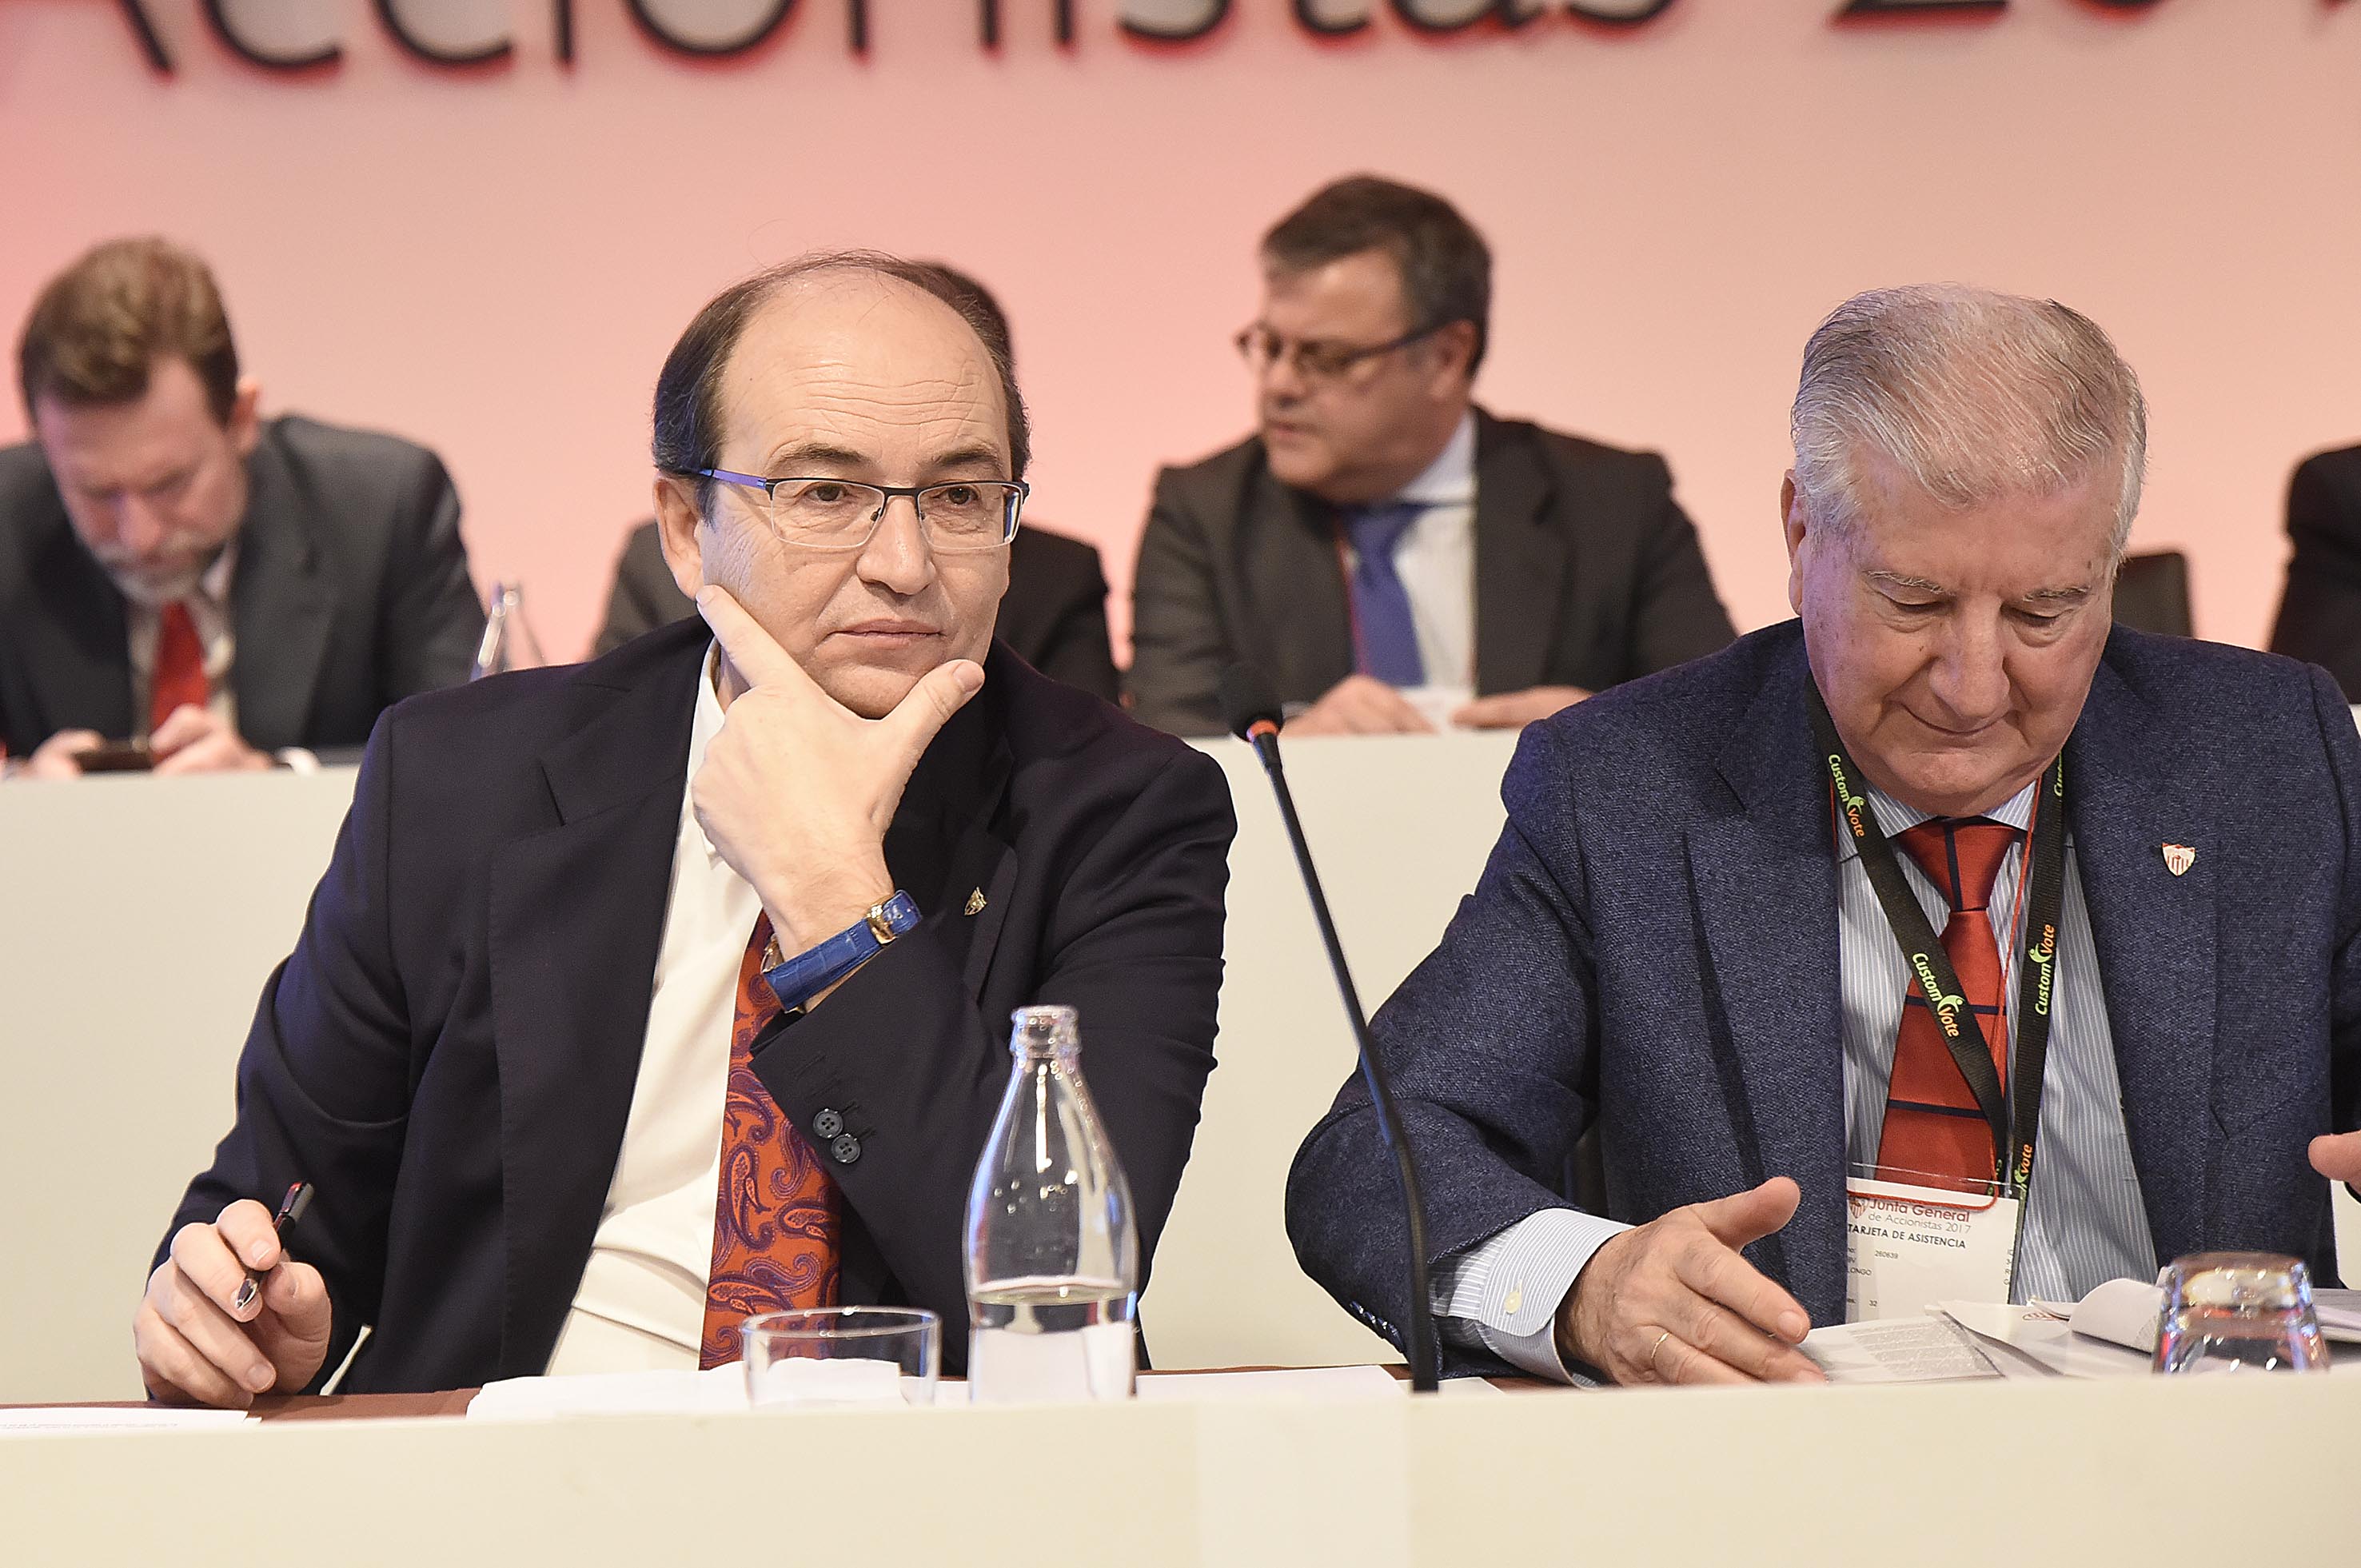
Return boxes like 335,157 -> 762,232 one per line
813,1108 -> 844,1139
830,1132 -> 862,1166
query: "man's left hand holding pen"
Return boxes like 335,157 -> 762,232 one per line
136,1183 -> 334,1408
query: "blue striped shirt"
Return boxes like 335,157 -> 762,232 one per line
1434,776 -> 2157,1381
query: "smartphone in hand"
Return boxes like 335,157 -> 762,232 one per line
74,739 -> 156,773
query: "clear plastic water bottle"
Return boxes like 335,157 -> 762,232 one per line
963,1005 -> 1138,1403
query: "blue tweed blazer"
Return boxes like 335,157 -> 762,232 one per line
1286,620 -> 2361,1368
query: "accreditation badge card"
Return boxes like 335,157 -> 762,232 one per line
1845,1164 -> 2021,1323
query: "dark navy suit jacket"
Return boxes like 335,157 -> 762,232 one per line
163,618 -> 1232,1389
1287,620 -> 2361,1371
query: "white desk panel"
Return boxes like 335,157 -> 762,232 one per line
5,1375 -> 2359,1566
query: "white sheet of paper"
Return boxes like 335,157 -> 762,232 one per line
1436,1374 -> 1510,1399
2036,1279 -> 2361,1352
1845,1175 -> 2020,1323
2063,1277 -> 2168,1354
1398,684 -> 1474,732
468,1364 -> 750,1421
471,1363 -> 1413,1418
1935,1299 -> 2151,1379
0,1406 -> 256,1436
1800,1316 -> 2002,1384
2303,1287 -> 2361,1341
1135,1365 -> 1402,1402
744,1356 -> 919,1409
936,1365 -> 1407,1406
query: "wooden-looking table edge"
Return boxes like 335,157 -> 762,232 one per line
13,1365 -> 1547,1422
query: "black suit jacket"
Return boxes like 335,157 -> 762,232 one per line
1127,408 -> 1737,736
2270,444 -> 2361,700
0,416 -> 485,756
594,520 -> 1122,703
162,620 -> 1233,1389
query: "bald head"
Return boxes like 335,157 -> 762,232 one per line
648,255 -> 1023,719
653,251 -> 1030,507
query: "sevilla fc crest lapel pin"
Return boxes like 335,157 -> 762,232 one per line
2162,844 -> 2196,876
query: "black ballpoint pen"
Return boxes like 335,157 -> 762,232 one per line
233,1181 -> 313,1315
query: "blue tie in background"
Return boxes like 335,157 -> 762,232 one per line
1342,500 -> 1426,687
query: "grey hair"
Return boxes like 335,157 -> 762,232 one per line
1789,285 -> 2148,554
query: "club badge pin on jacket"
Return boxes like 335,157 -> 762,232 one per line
2163,844 -> 2196,876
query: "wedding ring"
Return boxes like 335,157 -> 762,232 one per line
1647,1329 -> 1674,1382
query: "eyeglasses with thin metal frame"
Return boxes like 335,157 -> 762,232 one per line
686,468 -> 1027,553
1232,321 -> 1454,382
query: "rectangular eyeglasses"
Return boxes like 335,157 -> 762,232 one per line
688,469 -> 1027,553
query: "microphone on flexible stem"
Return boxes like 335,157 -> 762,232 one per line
1219,664 -> 1440,1394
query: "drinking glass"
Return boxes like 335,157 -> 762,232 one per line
2153,1253 -> 2330,1375
742,1307 -> 940,1408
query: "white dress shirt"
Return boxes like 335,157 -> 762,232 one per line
544,645 -> 754,1374
1434,773 -> 2155,1382
1334,410 -> 1477,715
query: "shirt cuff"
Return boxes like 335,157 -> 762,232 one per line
1430,1207 -> 1632,1385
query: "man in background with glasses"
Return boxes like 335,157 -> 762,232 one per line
136,255 -> 1233,1405
1128,175 -> 1735,737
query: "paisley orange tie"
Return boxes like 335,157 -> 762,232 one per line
699,916 -> 841,1368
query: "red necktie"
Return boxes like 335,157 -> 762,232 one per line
698,916 -> 841,1368
1875,818 -> 2021,1191
150,600 -> 209,736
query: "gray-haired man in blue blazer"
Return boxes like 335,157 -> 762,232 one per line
1288,285 -> 2361,1385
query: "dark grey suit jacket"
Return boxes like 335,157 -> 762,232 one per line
1288,621 -> 2361,1373
1127,409 -> 1737,736
0,416 -> 484,757
2270,444 -> 2361,700
594,519 -> 1122,704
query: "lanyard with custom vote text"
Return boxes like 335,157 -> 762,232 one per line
1805,688 -> 2068,1201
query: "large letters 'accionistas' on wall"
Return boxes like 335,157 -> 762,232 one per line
98,0 -> 2191,77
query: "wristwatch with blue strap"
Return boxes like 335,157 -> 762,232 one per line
761,891 -> 922,1014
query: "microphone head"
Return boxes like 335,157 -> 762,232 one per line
1218,664 -> 1284,742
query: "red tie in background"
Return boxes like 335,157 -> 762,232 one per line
1875,819 -> 2022,1191
150,600 -> 209,736
699,916 -> 841,1369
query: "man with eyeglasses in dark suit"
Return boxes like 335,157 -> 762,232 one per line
1127,175 -> 1736,738
138,255 -> 1231,1405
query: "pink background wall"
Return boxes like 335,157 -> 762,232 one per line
3,1 -> 2357,661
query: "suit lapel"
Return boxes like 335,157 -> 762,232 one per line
2064,648 -> 2217,1265
1241,465 -> 1353,701
1685,637 -> 1849,1318
1471,412 -> 1567,696
888,649 -> 1020,999
489,637 -> 700,1376
16,513 -> 134,740
230,441 -> 336,750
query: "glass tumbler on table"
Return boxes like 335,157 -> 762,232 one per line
742,1307 -> 940,1409
2153,1253 -> 2330,1375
